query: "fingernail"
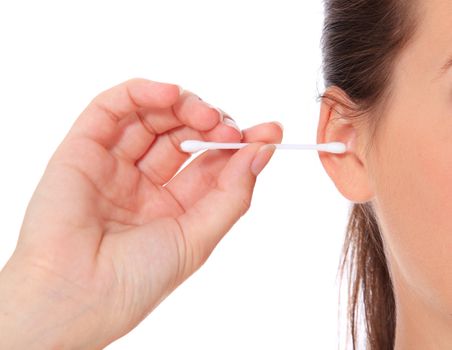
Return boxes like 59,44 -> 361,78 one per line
251,144 -> 276,176
272,121 -> 284,131
222,116 -> 243,138
178,85 -> 184,96
204,102 -> 224,122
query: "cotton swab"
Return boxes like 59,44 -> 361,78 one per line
180,140 -> 347,154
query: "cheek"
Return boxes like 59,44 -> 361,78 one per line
370,104 -> 452,314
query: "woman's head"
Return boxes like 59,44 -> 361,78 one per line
317,0 -> 452,348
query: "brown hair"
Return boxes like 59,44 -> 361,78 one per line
318,0 -> 419,349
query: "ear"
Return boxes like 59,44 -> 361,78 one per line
316,86 -> 375,203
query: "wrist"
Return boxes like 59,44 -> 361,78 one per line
0,255 -> 105,349
0,258 -> 61,348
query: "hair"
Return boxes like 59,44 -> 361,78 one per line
318,0 -> 420,349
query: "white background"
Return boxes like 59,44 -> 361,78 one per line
0,1 -> 353,348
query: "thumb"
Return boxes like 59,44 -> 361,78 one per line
178,142 -> 276,268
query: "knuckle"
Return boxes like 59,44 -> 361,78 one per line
167,132 -> 183,154
126,77 -> 149,85
92,89 -> 107,104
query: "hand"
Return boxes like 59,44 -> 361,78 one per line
0,78 -> 283,349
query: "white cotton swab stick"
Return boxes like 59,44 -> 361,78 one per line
180,140 -> 347,154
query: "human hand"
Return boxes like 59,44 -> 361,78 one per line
0,78 -> 283,349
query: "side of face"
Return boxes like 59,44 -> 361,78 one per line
317,0 -> 452,320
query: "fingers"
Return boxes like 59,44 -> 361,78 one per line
108,90 -> 227,163
70,78 -> 181,148
172,90 -> 224,131
70,78 -> 238,170
130,89 -> 225,137
136,115 -> 243,185
165,122 -> 283,209
163,122 -> 282,268
175,139 -> 278,269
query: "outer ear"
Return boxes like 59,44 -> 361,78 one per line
316,86 -> 375,203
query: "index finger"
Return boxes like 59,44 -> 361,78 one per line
70,78 -> 181,147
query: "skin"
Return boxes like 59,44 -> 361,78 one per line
0,78 -> 283,349
317,0 -> 452,348
4,1 -> 451,348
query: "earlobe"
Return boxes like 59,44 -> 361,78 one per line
316,87 -> 375,203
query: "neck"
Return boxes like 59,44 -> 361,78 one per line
391,266 -> 452,349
